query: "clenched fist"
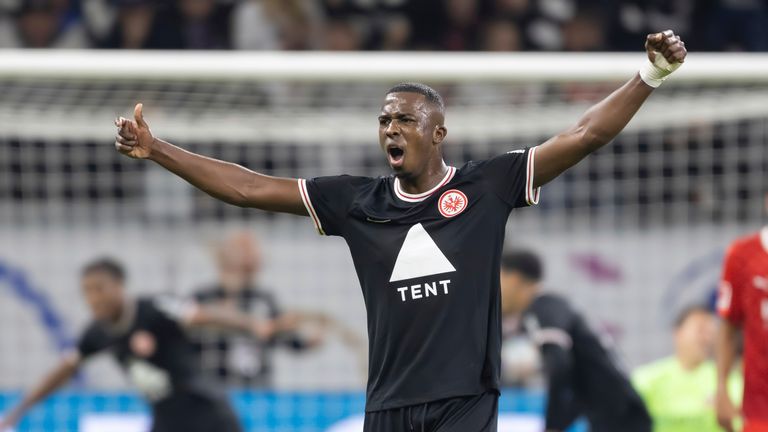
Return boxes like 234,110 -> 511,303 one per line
640,30 -> 686,88
645,29 -> 687,65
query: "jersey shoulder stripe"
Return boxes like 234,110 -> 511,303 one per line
298,178 -> 325,236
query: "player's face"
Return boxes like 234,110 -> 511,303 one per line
81,271 -> 125,322
675,310 -> 716,361
500,271 -> 532,314
378,93 -> 444,177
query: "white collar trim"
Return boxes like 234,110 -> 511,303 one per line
761,227 -> 768,254
394,166 -> 456,203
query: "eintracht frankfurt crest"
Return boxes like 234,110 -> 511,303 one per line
438,189 -> 467,218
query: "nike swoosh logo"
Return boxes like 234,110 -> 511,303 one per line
366,217 -> 391,223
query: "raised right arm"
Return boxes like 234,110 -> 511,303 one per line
115,104 -> 308,215
0,354 -> 80,430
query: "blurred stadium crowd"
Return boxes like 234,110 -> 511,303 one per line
0,0 -> 766,52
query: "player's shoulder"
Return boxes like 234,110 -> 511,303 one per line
136,296 -> 157,311
726,231 -> 763,257
524,293 -> 576,330
456,149 -> 528,174
530,293 -> 572,313
81,319 -> 109,338
305,174 -> 383,204
631,356 -> 678,384
307,174 -> 378,188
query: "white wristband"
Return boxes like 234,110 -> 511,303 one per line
639,52 -> 681,88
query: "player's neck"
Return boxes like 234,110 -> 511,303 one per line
398,161 -> 449,195
676,351 -> 704,371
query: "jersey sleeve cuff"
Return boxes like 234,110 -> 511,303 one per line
525,146 -> 541,206
298,179 -> 326,236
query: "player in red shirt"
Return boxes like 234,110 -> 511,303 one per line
717,197 -> 768,432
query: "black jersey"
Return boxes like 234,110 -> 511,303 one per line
521,294 -> 651,432
299,148 -> 539,411
193,285 -> 309,387
77,297 -> 240,431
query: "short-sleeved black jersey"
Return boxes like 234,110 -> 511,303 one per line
298,148 -> 540,411
77,297 -> 223,406
192,285 -> 309,387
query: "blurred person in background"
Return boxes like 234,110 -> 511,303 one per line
231,0 -> 281,50
0,258 -> 284,432
702,0 -> 767,51
374,12 -> 411,51
171,0 -> 233,49
480,19 -> 523,52
333,0 -> 413,51
716,193 -> 768,432
233,0 -> 321,50
632,305 -> 743,432
500,249 -> 652,432
606,0 -> 694,52
0,0 -> 88,48
193,231 -> 324,388
561,10 -> 605,52
485,0 -> 538,50
96,0 -> 174,49
321,17 -> 364,51
500,0 -> 575,51
439,0 -> 480,50
94,0 -> 232,49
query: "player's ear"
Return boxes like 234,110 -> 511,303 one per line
433,125 -> 447,145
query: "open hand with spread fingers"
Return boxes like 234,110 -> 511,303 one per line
114,103 -> 155,159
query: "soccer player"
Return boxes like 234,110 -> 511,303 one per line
112,32 -> 686,431
716,196 -> 768,432
500,249 -> 651,432
633,305 -> 742,432
0,258 -> 282,432
193,231 -> 323,388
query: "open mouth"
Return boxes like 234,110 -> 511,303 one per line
387,146 -> 405,168
385,142 -> 406,168
388,147 -> 404,161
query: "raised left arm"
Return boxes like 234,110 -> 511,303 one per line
533,30 -> 686,188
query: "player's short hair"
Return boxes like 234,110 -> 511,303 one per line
673,304 -> 712,328
81,258 -> 126,283
501,249 -> 543,282
386,82 -> 445,112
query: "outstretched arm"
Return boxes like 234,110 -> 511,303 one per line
183,303 -> 282,340
114,104 -> 307,215
533,30 -> 687,188
0,354 -> 80,430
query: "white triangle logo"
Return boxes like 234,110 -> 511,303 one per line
389,223 -> 456,282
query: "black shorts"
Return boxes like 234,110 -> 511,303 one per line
364,391 -> 499,432
151,392 -> 243,432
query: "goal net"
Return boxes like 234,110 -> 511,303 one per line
0,51 -> 766,431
